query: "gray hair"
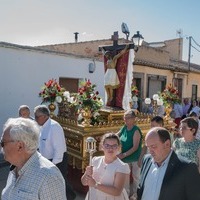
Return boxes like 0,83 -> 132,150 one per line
34,105 -> 50,116
18,105 -> 30,116
3,118 -> 39,154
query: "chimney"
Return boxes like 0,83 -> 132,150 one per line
74,32 -> 79,43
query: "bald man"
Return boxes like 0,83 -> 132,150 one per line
137,127 -> 200,200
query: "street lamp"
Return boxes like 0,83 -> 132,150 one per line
132,31 -> 144,50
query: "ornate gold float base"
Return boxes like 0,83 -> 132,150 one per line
54,107 -> 176,193
48,103 -> 56,117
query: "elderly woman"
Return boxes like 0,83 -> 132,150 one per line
117,109 -> 143,198
1,117 -> 66,200
81,133 -> 130,200
173,117 -> 200,173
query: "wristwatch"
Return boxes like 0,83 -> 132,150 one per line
123,152 -> 127,157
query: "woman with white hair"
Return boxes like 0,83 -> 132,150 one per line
1,117 -> 66,200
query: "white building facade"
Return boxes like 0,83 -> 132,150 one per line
0,42 -> 105,131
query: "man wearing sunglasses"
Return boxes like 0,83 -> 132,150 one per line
1,117 -> 66,200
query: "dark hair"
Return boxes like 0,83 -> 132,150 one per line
101,133 -> 121,145
124,109 -> 136,118
146,127 -> 171,143
157,129 -> 171,143
151,116 -> 164,126
188,100 -> 198,114
189,112 -> 198,117
181,117 -> 198,136
152,127 -> 171,143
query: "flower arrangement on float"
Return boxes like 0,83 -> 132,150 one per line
159,84 -> 181,106
131,85 -> 139,97
64,79 -> 104,125
131,85 -> 140,109
159,84 -> 181,120
39,79 -> 66,104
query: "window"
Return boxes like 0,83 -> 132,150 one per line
192,85 -> 198,100
147,75 -> 166,98
59,77 -> 80,93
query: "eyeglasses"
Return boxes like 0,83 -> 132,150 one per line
0,140 -> 15,147
103,144 -> 119,150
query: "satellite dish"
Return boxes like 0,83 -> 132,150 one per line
121,22 -> 130,39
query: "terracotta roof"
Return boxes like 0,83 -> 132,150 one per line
1,40 -> 200,74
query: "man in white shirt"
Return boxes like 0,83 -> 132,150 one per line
34,105 -> 76,200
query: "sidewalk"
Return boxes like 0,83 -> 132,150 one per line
0,153 -> 85,200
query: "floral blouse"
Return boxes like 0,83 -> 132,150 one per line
173,138 -> 200,164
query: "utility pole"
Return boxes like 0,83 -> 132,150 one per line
188,36 -> 192,71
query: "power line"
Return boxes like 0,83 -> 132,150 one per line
191,37 -> 200,48
191,44 -> 200,53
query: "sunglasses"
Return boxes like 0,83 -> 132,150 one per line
0,140 -> 15,147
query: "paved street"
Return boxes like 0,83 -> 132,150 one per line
0,153 -> 85,200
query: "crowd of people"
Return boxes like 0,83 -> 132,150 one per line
141,98 -> 200,128
1,101 -> 200,200
1,104 -> 76,200
82,108 -> 200,200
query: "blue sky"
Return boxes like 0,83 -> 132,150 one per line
1,0 -> 200,64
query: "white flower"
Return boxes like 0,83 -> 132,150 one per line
77,113 -> 83,121
56,96 -> 62,103
68,97 -> 75,103
99,98 -> 104,106
93,112 -> 100,118
63,91 -> 70,99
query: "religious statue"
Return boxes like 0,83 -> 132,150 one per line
100,31 -> 135,109
103,44 -> 129,104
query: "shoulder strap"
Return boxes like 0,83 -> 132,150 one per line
137,156 -> 152,199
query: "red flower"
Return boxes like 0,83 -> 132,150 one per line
159,84 -> 180,106
39,78 -> 65,103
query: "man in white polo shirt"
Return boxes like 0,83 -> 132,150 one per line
34,105 -> 76,200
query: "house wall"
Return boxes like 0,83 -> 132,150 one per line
162,38 -> 183,60
0,46 -> 105,132
136,45 -> 170,65
134,64 -> 200,100
133,65 -> 172,97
